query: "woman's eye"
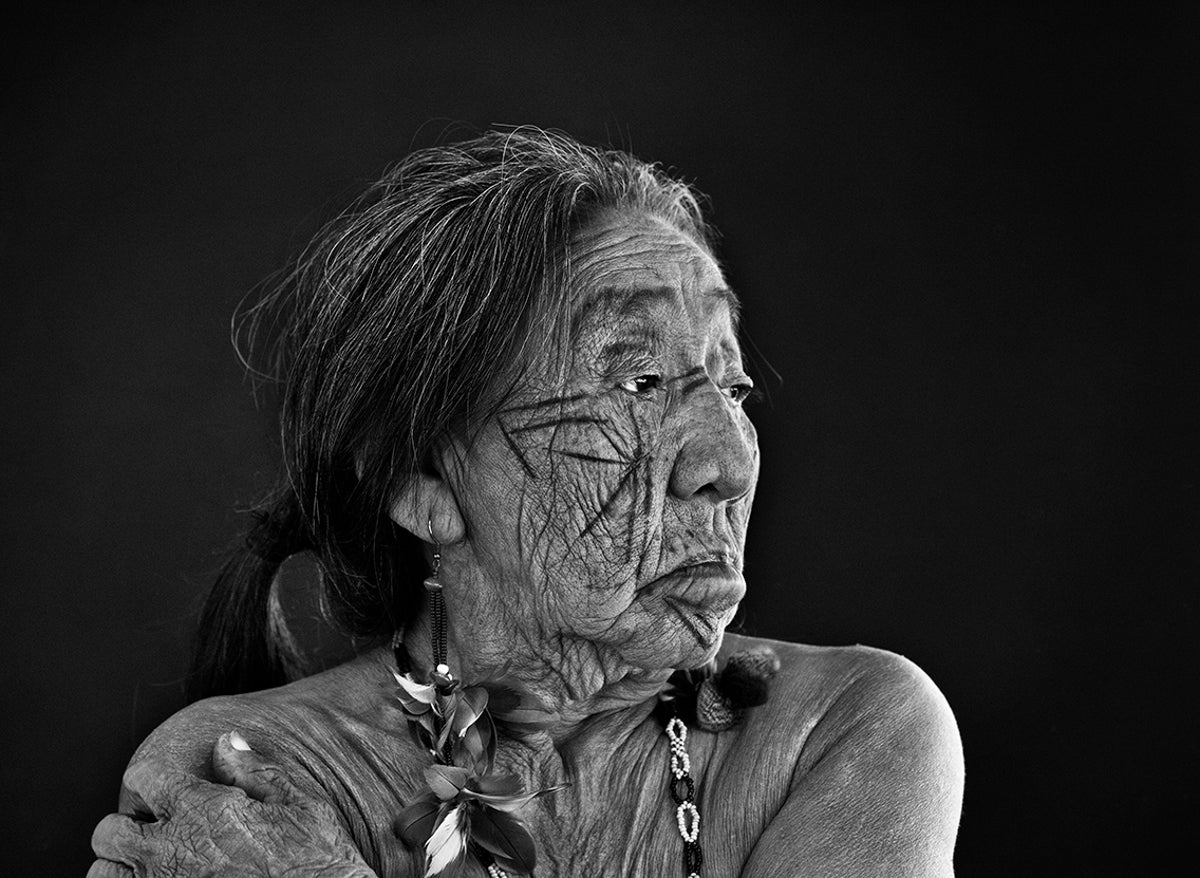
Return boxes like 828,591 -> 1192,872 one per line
618,374 -> 662,394
725,382 -> 756,405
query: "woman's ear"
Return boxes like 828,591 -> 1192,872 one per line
388,471 -> 466,545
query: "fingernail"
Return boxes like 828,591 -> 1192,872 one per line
229,731 -> 252,751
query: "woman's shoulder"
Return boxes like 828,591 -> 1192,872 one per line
723,631 -> 955,714
122,649 -> 413,812
712,633 -> 963,872
720,632 -> 962,781
113,649 -> 420,875
133,652 -> 385,754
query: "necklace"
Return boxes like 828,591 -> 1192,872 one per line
391,641 -> 776,877
666,714 -> 703,877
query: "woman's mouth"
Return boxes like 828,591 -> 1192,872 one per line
645,560 -> 746,642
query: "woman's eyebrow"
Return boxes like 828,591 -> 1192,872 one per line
572,285 -> 680,337
598,333 -> 661,364
707,285 -> 742,328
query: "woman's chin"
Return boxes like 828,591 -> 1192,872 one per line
621,563 -> 745,669
672,633 -> 726,670
621,611 -> 732,672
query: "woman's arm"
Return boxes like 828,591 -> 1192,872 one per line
743,651 -> 965,877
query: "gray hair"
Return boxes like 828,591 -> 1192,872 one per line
189,127 -> 713,699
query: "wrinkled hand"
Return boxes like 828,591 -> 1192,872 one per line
89,731 -> 377,877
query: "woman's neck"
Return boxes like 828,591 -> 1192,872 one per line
400,610 -> 672,746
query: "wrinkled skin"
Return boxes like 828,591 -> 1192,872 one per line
397,211 -> 760,727
90,213 -> 964,877
89,733 -> 374,878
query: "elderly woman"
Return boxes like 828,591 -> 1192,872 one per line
89,130 -> 963,877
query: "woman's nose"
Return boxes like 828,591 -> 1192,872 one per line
668,386 -> 758,503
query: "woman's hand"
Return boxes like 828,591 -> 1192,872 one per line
88,730 -> 377,877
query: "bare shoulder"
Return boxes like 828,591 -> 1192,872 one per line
111,650 -> 418,875
724,633 -> 964,875
723,632 -> 962,771
119,649 -> 410,816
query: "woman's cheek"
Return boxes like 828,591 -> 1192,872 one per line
491,392 -> 667,561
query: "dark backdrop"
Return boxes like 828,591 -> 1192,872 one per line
2,3 -> 1195,874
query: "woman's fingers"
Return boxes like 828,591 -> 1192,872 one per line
85,860 -> 135,878
211,729 -> 303,806
121,758 -> 203,819
90,812 -> 148,865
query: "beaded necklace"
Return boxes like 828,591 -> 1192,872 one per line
666,715 -> 703,877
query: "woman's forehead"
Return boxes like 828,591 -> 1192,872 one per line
570,284 -> 740,342
569,213 -> 731,321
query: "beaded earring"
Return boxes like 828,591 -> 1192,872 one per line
424,519 -> 449,678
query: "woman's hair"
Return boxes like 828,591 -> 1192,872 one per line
187,128 -> 712,701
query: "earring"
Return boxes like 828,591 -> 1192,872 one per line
425,518 -> 451,682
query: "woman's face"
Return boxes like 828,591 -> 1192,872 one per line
444,211 -> 759,672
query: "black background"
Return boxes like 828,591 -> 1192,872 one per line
2,3 -> 1195,874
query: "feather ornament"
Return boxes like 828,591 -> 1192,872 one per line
395,672 -> 438,705
471,805 -> 537,875
391,657 -> 566,876
424,804 -> 467,877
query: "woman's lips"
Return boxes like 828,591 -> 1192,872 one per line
647,560 -> 746,615
645,561 -> 745,644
